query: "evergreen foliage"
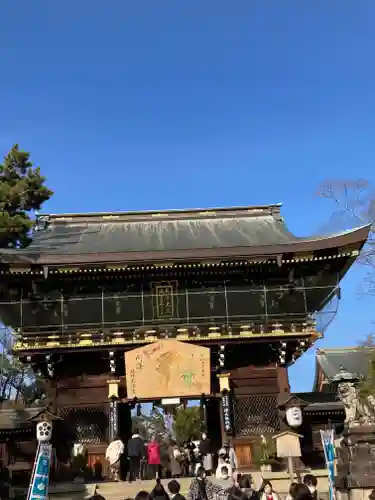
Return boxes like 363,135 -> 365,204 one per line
132,404 -> 202,445
0,144 -> 53,248
0,145 -> 52,405
132,406 -> 170,440
172,406 -> 201,445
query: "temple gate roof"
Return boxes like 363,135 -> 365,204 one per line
0,204 -> 370,266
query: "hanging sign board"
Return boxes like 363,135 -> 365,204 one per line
125,339 -> 210,399
221,391 -> 234,435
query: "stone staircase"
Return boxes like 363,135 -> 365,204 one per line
46,469 -> 330,500
95,477 -> 192,500
94,482 -> 330,500
93,477 -> 330,500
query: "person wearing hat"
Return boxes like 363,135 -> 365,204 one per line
215,447 -> 233,479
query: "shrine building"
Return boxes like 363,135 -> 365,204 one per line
0,204 -> 369,471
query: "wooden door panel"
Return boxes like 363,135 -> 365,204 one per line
235,442 -> 252,468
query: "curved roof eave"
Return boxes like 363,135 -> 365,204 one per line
0,223 -> 370,266
297,224 -> 372,244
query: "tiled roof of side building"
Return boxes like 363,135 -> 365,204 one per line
317,346 -> 373,379
295,391 -> 338,404
0,204 -> 370,265
294,392 -> 344,412
0,406 -> 44,430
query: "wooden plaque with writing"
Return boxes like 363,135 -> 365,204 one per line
125,340 -> 211,399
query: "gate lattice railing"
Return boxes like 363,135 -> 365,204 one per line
59,406 -> 107,444
233,395 -> 280,436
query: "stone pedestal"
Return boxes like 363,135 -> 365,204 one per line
336,424 -> 375,495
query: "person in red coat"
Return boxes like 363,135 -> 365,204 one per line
147,435 -> 161,479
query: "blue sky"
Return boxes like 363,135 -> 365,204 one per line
1,1 -> 375,392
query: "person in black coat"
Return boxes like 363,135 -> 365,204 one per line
237,475 -> 259,500
184,439 -> 196,476
198,434 -> 212,474
168,479 -> 186,500
150,478 -> 170,500
294,484 -> 313,500
303,474 -> 318,500
127,429 -> 146,482
135,492 -> 151,500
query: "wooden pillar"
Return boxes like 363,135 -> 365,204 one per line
277,366 -> 291,394
107,379 -> 120,442
0,442 -> 9,466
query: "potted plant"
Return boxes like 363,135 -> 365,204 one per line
260,455 -> 281,472
253,435 -> 281,472
259,435 -> 270,472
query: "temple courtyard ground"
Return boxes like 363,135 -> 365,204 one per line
45,470 -> 330,500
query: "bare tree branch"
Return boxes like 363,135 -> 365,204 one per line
318,180 -> 375,346
316,179 -> 373,230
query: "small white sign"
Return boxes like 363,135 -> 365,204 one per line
161,397 -> 181,405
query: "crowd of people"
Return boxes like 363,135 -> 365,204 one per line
87,469 -> 330,500
103,432 -> 329,500
103,432 -> 375,500
105,431 -> 238,483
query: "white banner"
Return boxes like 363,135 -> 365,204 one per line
26,441 -> 52,500
320,429 -> 336,500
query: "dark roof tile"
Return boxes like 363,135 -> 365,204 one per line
0,407 -> 44,429
28,212 -> 296,255
316,347 -> 373,381
0,205 -> 370,265
295,392 -> 344,412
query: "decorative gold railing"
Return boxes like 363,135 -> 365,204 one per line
0,284 -> 338,334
